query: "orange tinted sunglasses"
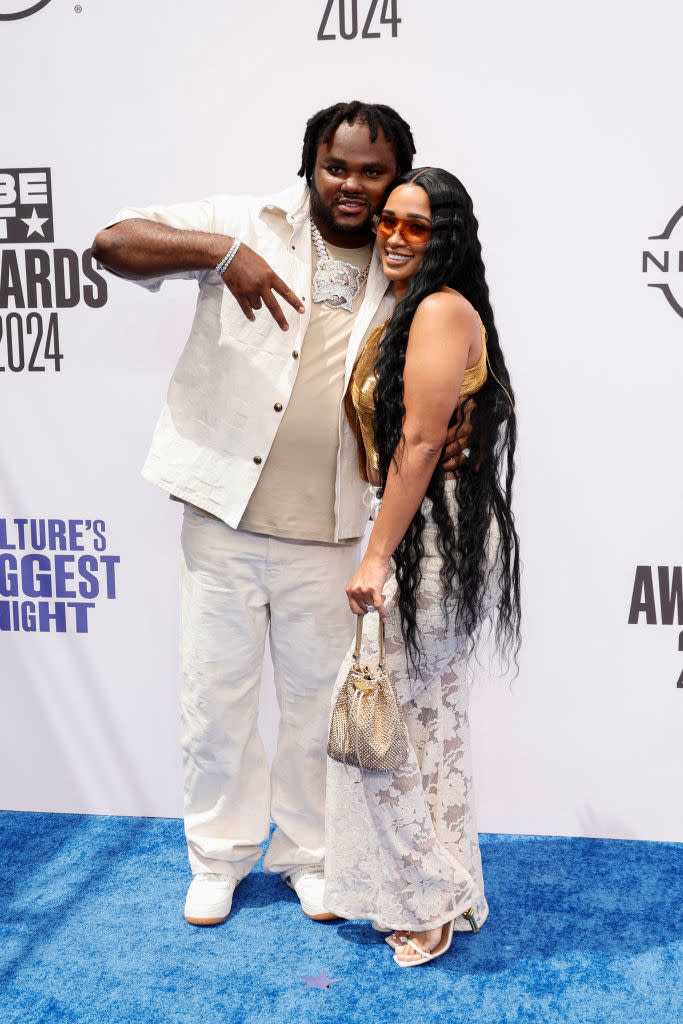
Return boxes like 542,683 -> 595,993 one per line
372,213 -> 432,245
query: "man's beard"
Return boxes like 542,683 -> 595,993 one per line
309,180 -> 373,240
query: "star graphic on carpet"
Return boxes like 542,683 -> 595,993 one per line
22,208 -> 49,238
301,970 -> 340,990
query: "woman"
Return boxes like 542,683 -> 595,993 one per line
324,168 -> 520,966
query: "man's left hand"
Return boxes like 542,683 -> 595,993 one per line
441,397 -> 474,473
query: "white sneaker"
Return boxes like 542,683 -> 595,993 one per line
281,863 -> 339,921
184,873 -> 240,925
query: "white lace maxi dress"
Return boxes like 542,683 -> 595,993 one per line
324,483 -> 492,933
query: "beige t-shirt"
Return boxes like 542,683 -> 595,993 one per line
238,237 -> 372,542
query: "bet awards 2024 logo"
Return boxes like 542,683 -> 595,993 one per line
628,565 -> 683,687
642,207 -> 683,318
0,167 -> 107,372
0,2 -> 52,20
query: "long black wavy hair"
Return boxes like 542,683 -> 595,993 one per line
373,167 -> 521,671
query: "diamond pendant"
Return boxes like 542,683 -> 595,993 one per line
312,257 -> 362,313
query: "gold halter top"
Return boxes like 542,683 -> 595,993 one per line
346,312 -> 488,482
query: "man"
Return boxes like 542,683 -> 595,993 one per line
93,101 -> 462,926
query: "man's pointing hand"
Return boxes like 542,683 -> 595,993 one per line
221,244 -> 305,330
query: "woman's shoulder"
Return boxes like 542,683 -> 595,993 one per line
411,287 -> 480,335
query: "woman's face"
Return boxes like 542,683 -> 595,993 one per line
374,183 -> 431,295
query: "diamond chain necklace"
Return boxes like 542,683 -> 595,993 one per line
311,222 -> 371,313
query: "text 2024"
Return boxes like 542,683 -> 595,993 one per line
318,0 -> 401,40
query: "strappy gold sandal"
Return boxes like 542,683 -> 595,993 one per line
385,930 -> 409,951
393,920 -> 455,968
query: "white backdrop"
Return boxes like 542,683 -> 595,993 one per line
1,0 -> 681,842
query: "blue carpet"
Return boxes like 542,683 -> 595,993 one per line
0,811 -> 681,1024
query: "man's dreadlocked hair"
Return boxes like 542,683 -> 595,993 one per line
298,101 -> 416,183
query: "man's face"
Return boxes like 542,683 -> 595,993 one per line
310,120 -> 398,247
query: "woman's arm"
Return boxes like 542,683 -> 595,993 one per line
346,291 -> 481,618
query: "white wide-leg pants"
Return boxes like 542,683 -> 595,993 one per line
179,506 -> 359,879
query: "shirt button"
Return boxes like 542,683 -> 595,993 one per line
292,350 -> 299,359
253,456 -> 262,465
274,403 -> 283,412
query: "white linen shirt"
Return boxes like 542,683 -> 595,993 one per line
108,181 -> 395,541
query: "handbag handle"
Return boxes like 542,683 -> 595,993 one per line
352,613 -> 385,669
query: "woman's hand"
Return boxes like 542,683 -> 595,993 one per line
346,554 -> 391,620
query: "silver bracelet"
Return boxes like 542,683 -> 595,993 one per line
215,239 -> 241,277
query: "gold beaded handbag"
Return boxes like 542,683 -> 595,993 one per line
327,614 -> 409,772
